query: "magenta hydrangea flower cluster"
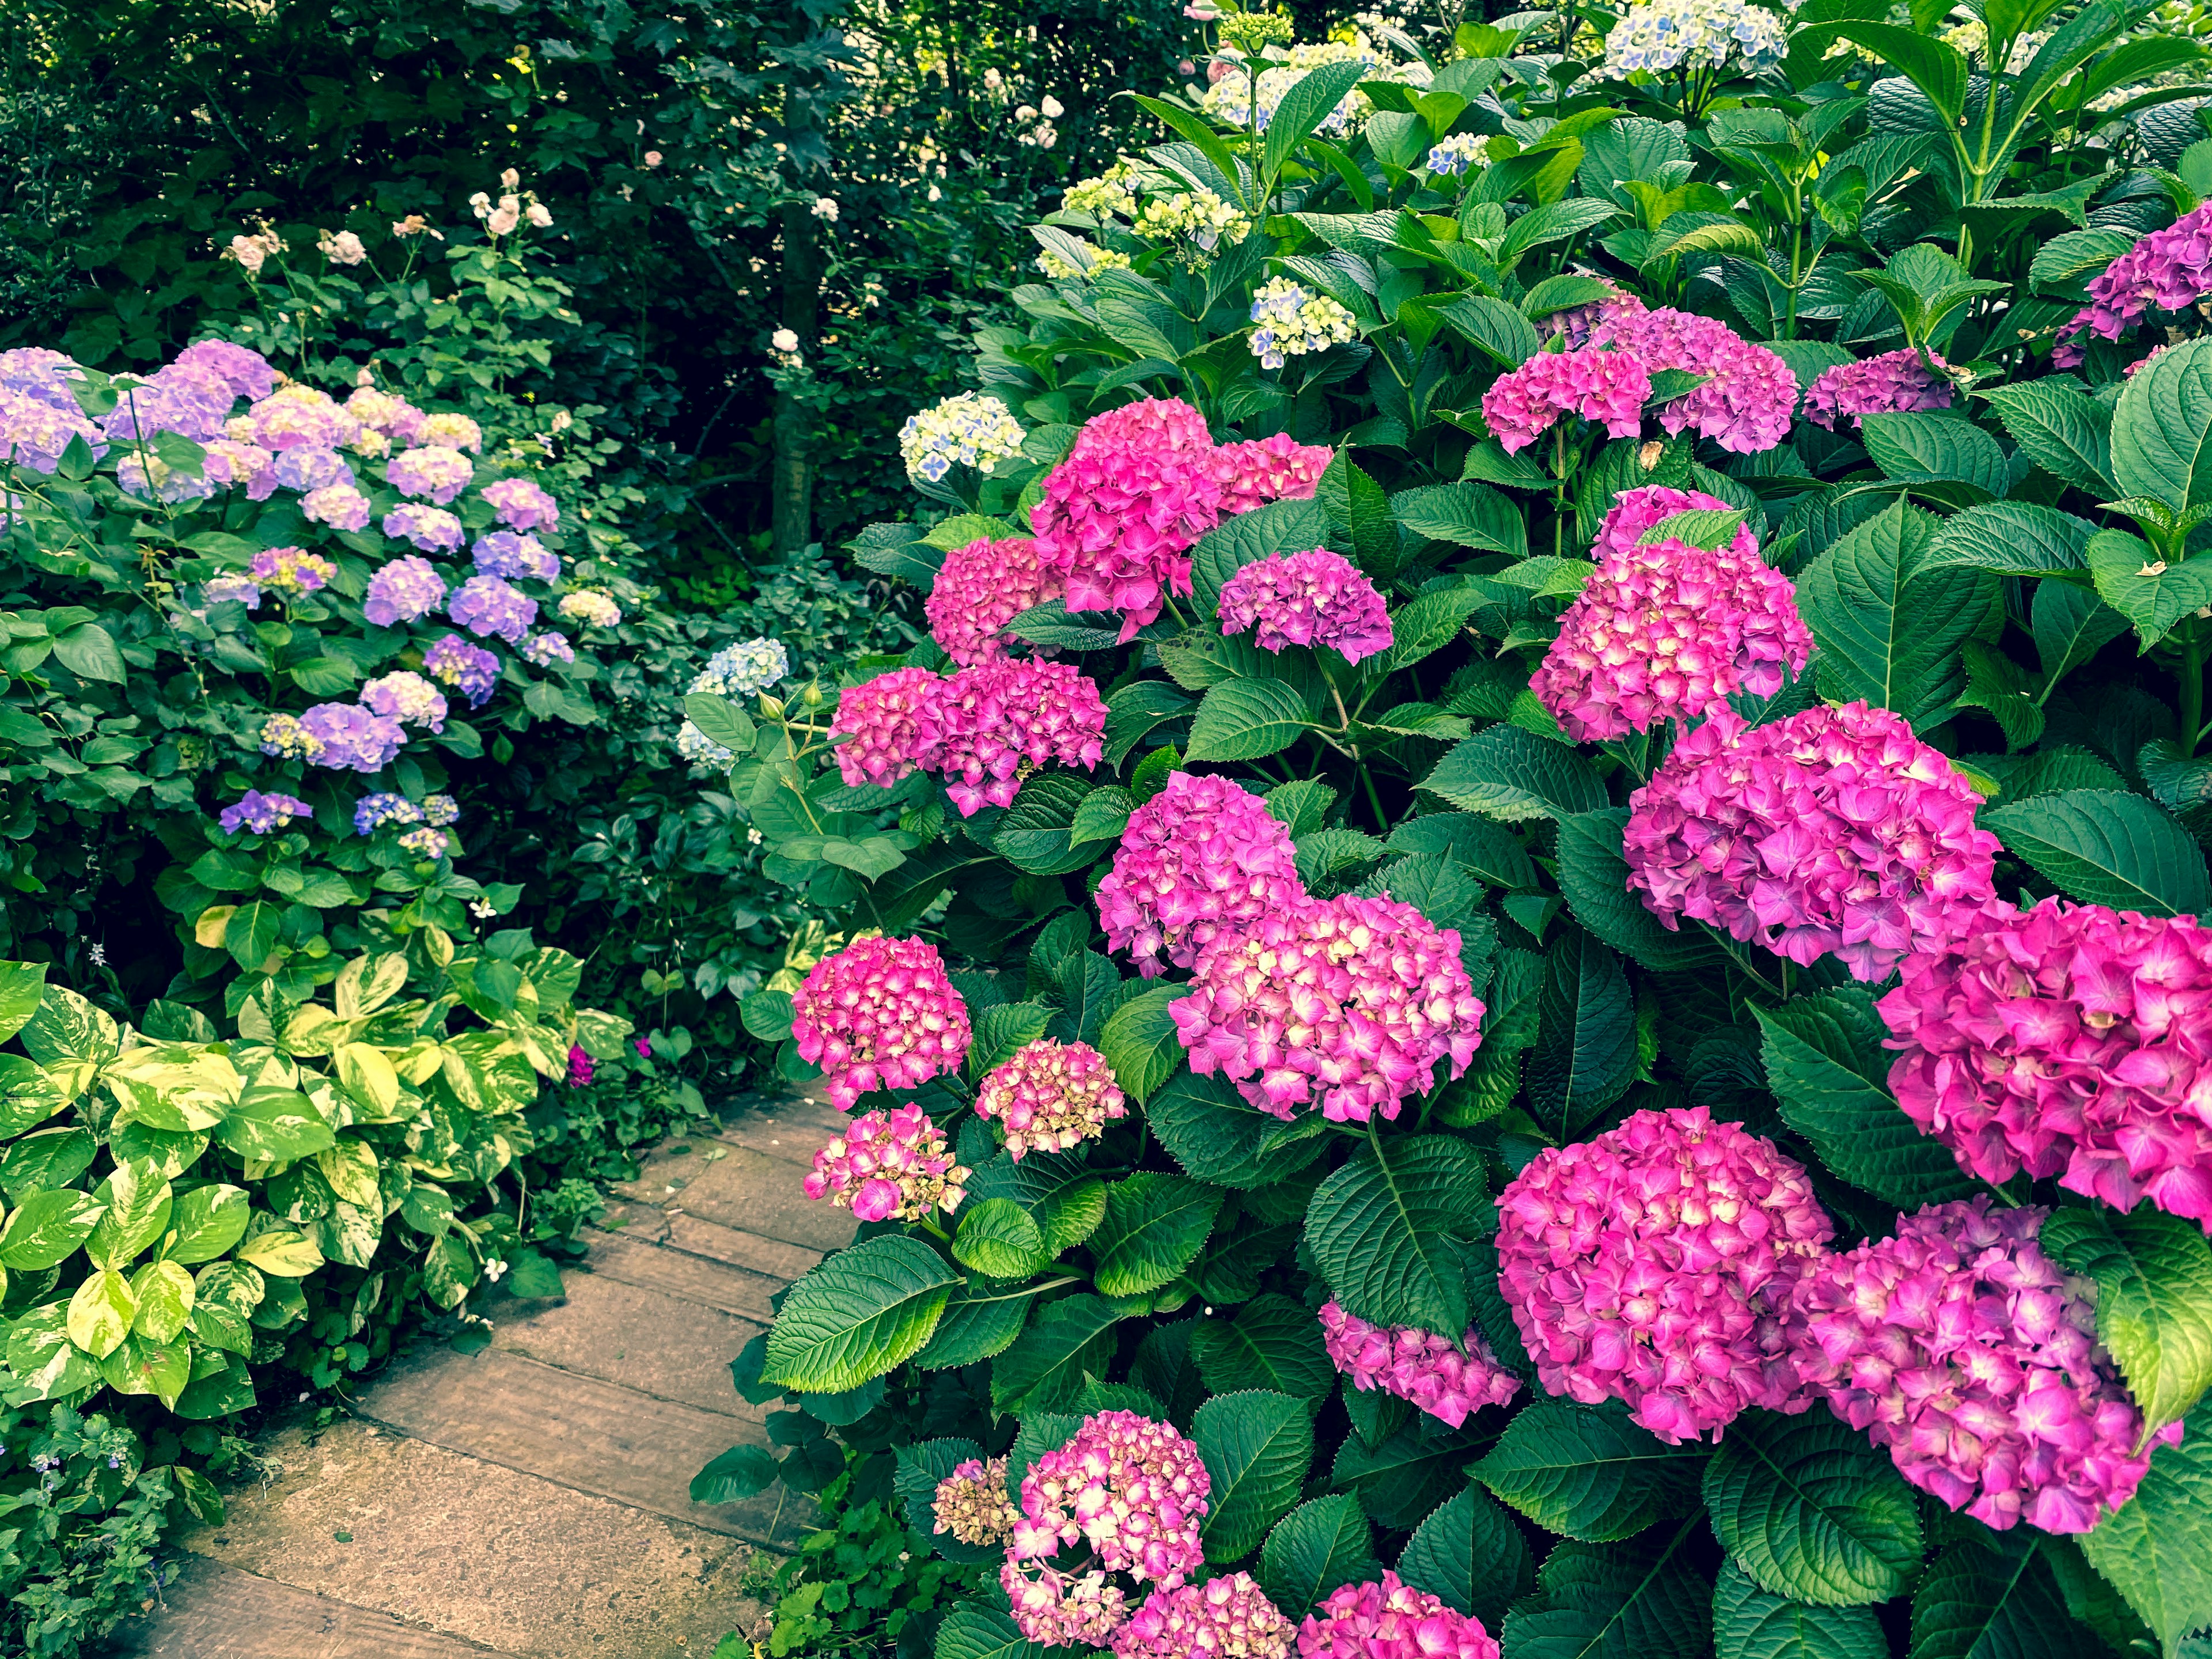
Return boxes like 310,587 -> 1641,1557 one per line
925,536 -> 1065,666
1624,701 -> 2001,982
1171,892 -> 1487,1124
1881,897 -> 2212,1231
1295,1572 -> 1501,1659
1588,300 -> 1797,453
1790,1199 -> 2181,1533
2054,200 -> 2212,365
1001,1410 -> 1210,1646
1480,347 -> 1652,453
802,1100 -> 969,1222
219,790 -> 315,835
934,1458 -> 1021,1548
1219,548 -> 1395,664
975,1038 -> 1128,1158
828,660 -> 1108,816
790,934 -> 972,1110
1096,771 -> 1304,978
1804,347 -> 1956,428
1531,484 -> 1810,741
1209,432 -> 1333,517
1318,1301 -> 1521,1429
1113,1574 -> 1293,1659
1495,1105 -> 1835,1444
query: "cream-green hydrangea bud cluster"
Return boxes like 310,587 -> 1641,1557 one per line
1035,245 -> 1134,281
1133,190 -> 1252,266
1062,161 -> 1143,220
897,392 -> 1027,483
1248,278 -> 1359,369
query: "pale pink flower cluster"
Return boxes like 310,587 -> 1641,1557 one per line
2054,200 -> 2212,365
1532,485 -> 1810,741
1113,1573 -> 1293,1659
934,1458 -> 1020,1547
1880,897 -> 2212,1232
1170,892 -> 1487,1124
1790,1199 -> 2182,1533
790,934 -> 972,1110
1296,1571 -> 1501,1659
1097,771 -> 1305,978
1479,347 -> 1650,453
1588,299 -> 1797,453
1318,1300 -> 1520,1429
1623,702 -> 2001,982
802,1101 -> 968,1222
827,660 -> 1107,815
926,536 -> 1065,666
1002,1411 -> 1209,1647
1495,1106 -> 1835,1444
1804,347 -> 1956,429
975,1039 -> 1128,1159
1219,548 -> 1394,664
1209,432 -> 1334,517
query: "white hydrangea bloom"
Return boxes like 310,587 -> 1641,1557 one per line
1603,0 -> 1788,77
897,392 -> 1027,483
676,721 -> 737,771
1249,278 -> 1360,370
694,638 -> 789,696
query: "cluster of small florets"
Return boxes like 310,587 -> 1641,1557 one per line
1791,1199 -> 2181,1533
1480,347 -> 1652,453
1113,1574 -> 1294,1659
423,634 -> 502,706
520,630 -> 574,666
558,588 -> 622,630
1881,897 -> 2212,1232
1602,0 -> 1789,76
933,1459 -> 1021,1548
1586,299 -> 1797,453
353,791 -> 457,835
790,934 -> 973,1110
926,536 -> 1066,666
259,714 -> 323,763
1296,1571 -> 1502,1659
1134,189 -> 1252,263
449,574 -> 538,643
472,531 -> 559,582
1036,244 -> 1134,281
975,1039 -> 1129,1158
297,702 -> 405,772
386,444 -> 475,505
1171,892 -> 1487,1123
1097,771 -> 1305,977
1248,279 -> 1359,370
827,660 -> 1108,815
802,1101 -> 969,1222
247,546 -> 336,597
240,384 -> 353,451
365,556 -> 448,627
1001,1411 -> 1210,1646
1532,486 -> 1810,741
1219,548 -> 1395,664
1624,701 -> 2002,982
1200,35 -> 1402,138
1428,133 -> 1491,175
385,504 -> 465,553
219,790 -> 315,835
2054,200 -> 2212,363
827,666 -> 944,789
359,670 -> 448,733
480,476 -> 559,531
1208,433 -> 1334,518
898,392 -> 1027,483
1319,1302 -> 1521,1429
1063,161 -> 1144,219
1495,1106 -> 1835,1444
1805,348 -> 1957,428
700,637 -> 790,695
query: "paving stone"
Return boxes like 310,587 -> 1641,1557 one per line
491,1270 -> 764,1415
99,1552 -> 499,1658
580,1230 -> 782,1321
615,1143 -> 857,1252
594,1205 -> 828,1285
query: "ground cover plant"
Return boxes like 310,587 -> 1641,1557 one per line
688,2 -> 2212,1655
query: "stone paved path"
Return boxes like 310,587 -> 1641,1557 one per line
98,1093 -> 857,1659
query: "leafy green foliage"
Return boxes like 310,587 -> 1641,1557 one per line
1703,1412 -> 1924,1607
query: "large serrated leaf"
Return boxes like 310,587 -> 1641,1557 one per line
1911,1535 -> 2092,1659
1475,1398 -> 1707,1541
1527,928 -> 1637,1140
1146,1071 -> 1327,1190
2111,334 -> 2212,512
1089,1173 -> 1222,1298
1185,677 -> 1313,763
1983,788 -> 2211,915
1396,1483 -> 1534,1630
1305,1136 -> 1488,1335
1421,724 -> 1607,821
1703,1410 -> 1923,1608
1555,809 -> 1722,973
1097,983 -> 1184,1104
1257,1493 -> 1378,1618
1191,1293 -> 1334,1400
762,1235 -> 959,1392
934,1599 -> 1051,1659
2041,1206 -> 2212,1437
2078,1401 -> 2212,1655
1502,1527 -> 1714,1659
1714,1558 -> 1886,1659
990,1294 -> 1123,1413
1194,1389 -> 1313,1563
1922,502 -> 2096,577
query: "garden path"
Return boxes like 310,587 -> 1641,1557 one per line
97,1091 -> 857,1659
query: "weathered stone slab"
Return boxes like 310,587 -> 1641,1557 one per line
615,1143 -> 857,1252
594,1205 -> 827,1285
491,1270 -> 764,1415
97,1552 -> 498,1657
581,1229 -> 783,1321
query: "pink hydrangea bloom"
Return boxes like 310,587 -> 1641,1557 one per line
1032,396 -> 1224,640
925,536 -> 1065,667
1002,1411 -> 1209,1646
1169,892 -> 1486,1123
801,1100 -> 969,1222
933,1457 -> 1020,1547
1209,432 -> 1334,517
386,445 -> 474,504
1532,484 -> 1810,741
1319,1300 -> 1520,1429
1588,302 -> 1796,453
1880,897 -> 2212,1231
1296,1571 -> 1501,1659
920,657 -> 1107,816
481,475 -> 560,532
828,666 -> 944,789
1219,548 -> 1394,664
173,340 -> 275,402
790,934 -> 972,1110
1097,771 -> 1305,978
1494,1105 -> 1834,1444
1479,347 -> 1651,454
1791,1199 -> 2183,1533
1113,1574 -> 1293,1659
2054,200 -> 2212,365
1542,282 -> 1644,350
1623,702 -> 2001,982
301,483 -> 372,531
1804,348 -> 1956,429
975,1039 -> 1128,1159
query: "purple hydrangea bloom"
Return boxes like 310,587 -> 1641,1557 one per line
383,504 -> 465,554
0,348 -> 88,415
100,364 -> 234,444
219,789 -> 316,835
302,483 -> 372,531
299,703 -> 406,772
202,574 -> 262,610
2056,200 -> 2212,365
480,475 -> 559,531
363,555 -> 447,627
354,791 -> 423,834
449,574 -> 537,643
172,340 -> 276,402
0,385 -> 101,474
361,669 -> 449,732
471,531 -> 559,582
385,445 -> 474,504
272,445 -> 355,493
423,633 -> 501,706
519,630 -> 574,666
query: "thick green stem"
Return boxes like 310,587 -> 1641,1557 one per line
2183,628 -> 2206,758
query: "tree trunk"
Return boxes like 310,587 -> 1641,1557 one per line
771,197 -> 820,553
